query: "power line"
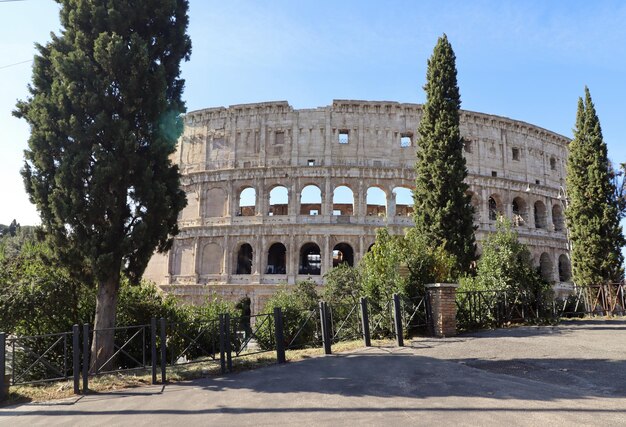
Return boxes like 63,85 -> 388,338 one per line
0,59 -> 32,70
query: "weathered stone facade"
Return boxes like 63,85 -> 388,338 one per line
144,100 -> 573,313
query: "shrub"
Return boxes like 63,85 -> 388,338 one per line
256,280 -> 320,350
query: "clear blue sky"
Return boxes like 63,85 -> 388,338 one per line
1,0 -> 626,225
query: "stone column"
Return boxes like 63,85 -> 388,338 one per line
426,283 -> 459,337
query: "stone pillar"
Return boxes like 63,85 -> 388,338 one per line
426,283 -> 459,337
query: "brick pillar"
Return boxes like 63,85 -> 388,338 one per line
426,283 -> 459,337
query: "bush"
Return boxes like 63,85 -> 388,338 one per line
256,280 -> 320,350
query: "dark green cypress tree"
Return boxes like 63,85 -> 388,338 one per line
566,87 -> 625,287
14,0 -> 191,369
413,34 -> 476,274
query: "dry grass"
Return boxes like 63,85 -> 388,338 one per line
1,339 -> 394,407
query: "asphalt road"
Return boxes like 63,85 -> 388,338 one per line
1,319 -> 625,426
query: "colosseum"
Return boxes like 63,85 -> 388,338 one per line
144,99 -> 573,313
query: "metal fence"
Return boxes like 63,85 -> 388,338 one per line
5,286 -> 623,400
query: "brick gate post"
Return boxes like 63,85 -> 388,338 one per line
426,283 -> 459,337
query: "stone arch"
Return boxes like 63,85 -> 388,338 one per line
488,194 -> 503,221
512,196 -> 528,226
539,252 -> 553,282
558,254 -> 571,282
393,187 -> 413,217
266,242 -> 287,274
269,185 -> 289,216
199,242 -> 223,275
181,191 -> 199,220
235,243 -> 253,274
366,186 -> 387,216
238,187 -> 256,216
367,242 -> 376,252
332,185 -> 354,216
300,184 -> 322,215
534,200 -> 547,228
552,204 -> 565,231
203,187 -> 227,217
171,244 -> 194,276
333,242 -> 354,267
299,242 -> 321,275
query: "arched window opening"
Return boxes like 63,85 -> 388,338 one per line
367,243 -> 375,252
552,204 -> 565,232
332,243 -> 354,267
558,254 -> 571,282
332,185 -> 354,216
300,185 -> 322,216
366,187 -> 387,217
299,243 -> 321,275
534,201 -> 547,229
236,243 -> 253,274
512,197 -> 528,226
540,253 -> 553,282
488,195 -> 502,221
393,187 -> 413,216
266,243 -> 287,274
238,187 -> 256,216
269,186 -> 288,216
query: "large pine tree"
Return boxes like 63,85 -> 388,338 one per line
14,0 -> 191,369
566,88 -> 624,286
413,34 -> 476,273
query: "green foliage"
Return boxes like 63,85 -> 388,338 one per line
323,263 -> 361,306
359,228 -> 406,305
257,280 -> 320,350
462,218 -> 551,297
566,88 -> 625,286
413,34 -> 476,274
403,228 -> 458,296
0,239 -> 90,336
0,225 -> 38,260
14,1 -> 192,349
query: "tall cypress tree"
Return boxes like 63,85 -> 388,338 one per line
566,87 -> 624,286
14,0 -> 191,369
413,34 -> 476,273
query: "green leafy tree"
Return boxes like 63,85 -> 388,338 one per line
566,88 -> 625,287
403,228 -> 457,296
14,0 -> 191,369
323,263 -> 361,306
463,218 -> 549,298
413,34 -> 476,274
359,228 -> 405,305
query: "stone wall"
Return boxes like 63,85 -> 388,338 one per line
144,100 -> 573,311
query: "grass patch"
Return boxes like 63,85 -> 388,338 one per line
1,339 -> 394,406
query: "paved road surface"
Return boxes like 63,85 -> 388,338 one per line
1,319 -> 626,426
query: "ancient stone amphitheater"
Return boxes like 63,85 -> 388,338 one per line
144,100 -> 572,312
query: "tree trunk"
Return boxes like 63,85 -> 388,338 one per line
90,270 -> 121,373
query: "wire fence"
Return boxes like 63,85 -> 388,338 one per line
3,285 -> 625,400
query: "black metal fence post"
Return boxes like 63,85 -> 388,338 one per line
273,307 -> 286,364
319,302 -> 332,355
225,313 -> 232,372
0,332 -> 6,401
159,318 -> 166,384
72,325 -> 80,394
393,293 -> 404,347
360,297 -> 371,347
219,314 -> 226,374
150,317 -> 157,385
82,323 -> 89,394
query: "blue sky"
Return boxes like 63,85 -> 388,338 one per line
1,0 -> 626,225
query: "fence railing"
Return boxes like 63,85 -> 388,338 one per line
3,286 -> 625,400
